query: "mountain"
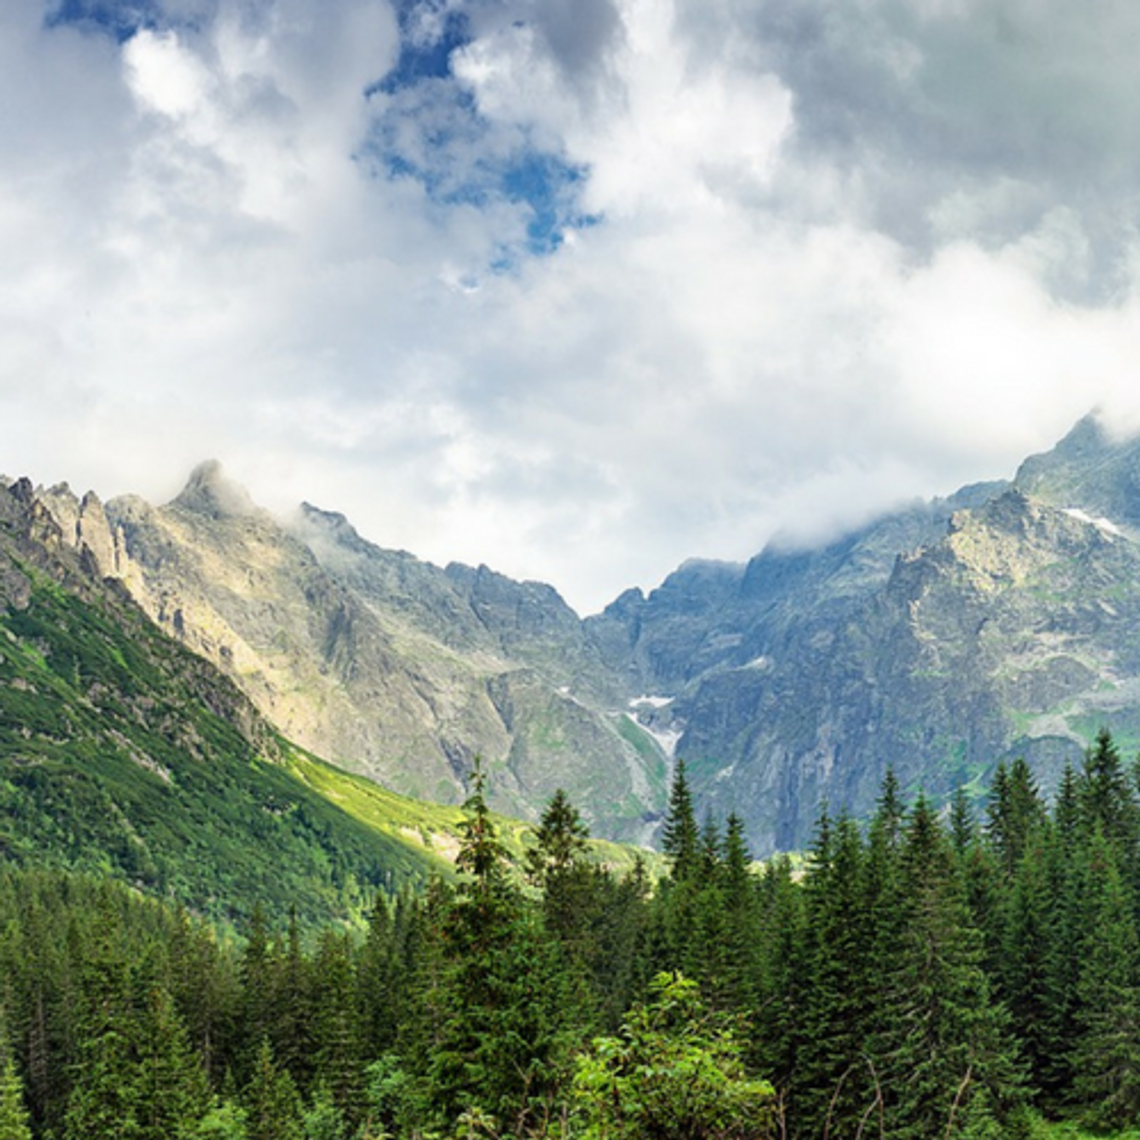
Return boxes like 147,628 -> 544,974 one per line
0,474 -> 656,925
597,416 -> 1140,851
0,475 -> 456,925
87,463 -> 665,844
18,414 -> 1140,861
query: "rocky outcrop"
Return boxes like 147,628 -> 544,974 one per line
92,464 -> 664,842
615,422 -> 1140,853
13,416 -> 1140,857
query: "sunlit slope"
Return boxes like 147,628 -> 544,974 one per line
281,743 -> 663,879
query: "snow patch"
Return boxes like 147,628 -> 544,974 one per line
1063,508 -> 1123,537
638,722 -> 683,760
629,694 -> 674,709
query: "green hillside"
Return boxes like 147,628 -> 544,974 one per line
0,478 -> 658,926
0,564 -> 446,926
282,743 -> 661,878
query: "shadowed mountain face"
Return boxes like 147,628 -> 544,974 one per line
592,417 -> 1140,851
16,415 -> 1140,856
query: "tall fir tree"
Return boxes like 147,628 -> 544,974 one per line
796,814 -> 880,1140
243,1037 -> 303,1140
662,761 -> 700,882
877,796 -> 1025,1138
987,757 -> 1046,876
0,1056 -> 32,1140
1079,729 -> 1140,856
1069,829 -> 1140,1129
134,984 -> 211,1140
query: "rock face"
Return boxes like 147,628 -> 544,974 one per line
0,476 -> 450,924
16,414 -> 1140,856
594,417 -> 1140,852
92,466 -> 665,843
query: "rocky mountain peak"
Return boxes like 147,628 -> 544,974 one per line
295,502 -> 373,557
172,460 -> 263,521
1012,414 -> 1140,532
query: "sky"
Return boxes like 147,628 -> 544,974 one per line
5,0 -> 1140,614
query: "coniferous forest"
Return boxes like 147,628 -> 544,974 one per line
7,735 -> 1140,1138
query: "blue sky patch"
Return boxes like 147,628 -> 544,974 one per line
368,1 -> 596,266
372,5 -> 470,94
46,0 -> 159,40
44,0 -> 208,40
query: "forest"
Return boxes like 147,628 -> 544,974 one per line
4,733 -> 1140,1139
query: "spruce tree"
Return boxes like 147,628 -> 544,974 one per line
272,907 -> 314,1095
662,761 -> 700,882
422,758 -> 573,1132
309,931 -> 363,1123
134,984 -> 211,1140
987,757 -> 1046,876
0,1056 -> 32,1140
63,926 -> 144,1140
751,855 -> 805,1091
1069,830 -> 1140,1129
997,829 -> 1053,1097
356,894 -> 399,1060
877,796 -> 1024,1138
525,789 -> 589,888
1079,728 -> 1139,855
244,1038 -> 303,1140
797,814 -> 880,1139
526,788 -> 595,955
719,814 -> 762,1015
949,785 -> 977,856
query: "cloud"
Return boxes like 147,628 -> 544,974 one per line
668,0 -> 1140,297
5,0 -> 1140,615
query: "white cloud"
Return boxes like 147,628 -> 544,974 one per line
5,0 -> 1140,614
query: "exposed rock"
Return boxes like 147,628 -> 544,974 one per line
173,460 -> 266,520
15,414 -> 1140,857
103,471 -> 664,841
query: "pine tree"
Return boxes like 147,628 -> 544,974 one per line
356,894 -> 399,1060
996,828 -> 1053,1096
526,788 -> 595,953
1069,830 -> 1140,1129
662,761 -> 700,882
797,814 -> 880,1139
272,907 -> 314,1095
751,856 -> 805,1090
718,814 -> 761,1015
239,904 -> 276,1084
244,1038 -> 303,1140
63,924 -> 144,1140
949,786 -> 977,856
1079,729 -> 1139,855
987,757 -> 1046,876
309,931 -> 362,1123
525,789 -> 589,887
422,758 -> 573,1131
878,796 -> 1025,1138
134,984 -> 211,1140
1037,809 -> 1087,1104
0,1056 -> 32,1140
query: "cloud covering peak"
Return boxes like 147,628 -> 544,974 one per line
3,0 -> 1139,613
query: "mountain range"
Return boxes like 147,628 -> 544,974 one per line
9,413 -> 1140,859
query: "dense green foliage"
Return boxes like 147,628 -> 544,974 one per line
0,572 -> 444,925
11,735 -> 1140,1136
